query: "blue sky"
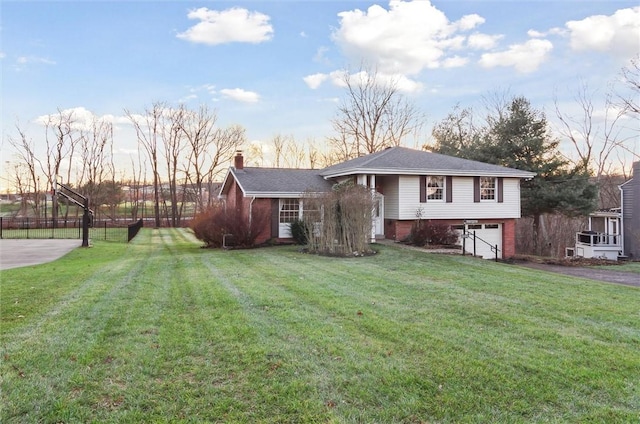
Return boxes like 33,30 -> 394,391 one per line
1,0 -> 639,179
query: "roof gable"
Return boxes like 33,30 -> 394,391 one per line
321,146 -> 535,178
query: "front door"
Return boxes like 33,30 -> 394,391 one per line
373,193 -> 384,238
279,198 -> 300,238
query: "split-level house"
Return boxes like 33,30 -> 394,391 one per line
219,147 -> 535,259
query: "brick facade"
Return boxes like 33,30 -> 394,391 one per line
384,217 -> 519,259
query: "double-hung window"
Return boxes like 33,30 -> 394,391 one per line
426,176 -> 445,201
480,177 -> 496,201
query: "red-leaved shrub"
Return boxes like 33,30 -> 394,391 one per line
190,204 -> 269,248
410,220 -> 459,246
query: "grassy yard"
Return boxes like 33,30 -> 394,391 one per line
596,261 -> 640,274
1,228 -> 638,423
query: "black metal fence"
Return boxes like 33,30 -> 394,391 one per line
0,217 -> 144,243
127,219 -> 143,242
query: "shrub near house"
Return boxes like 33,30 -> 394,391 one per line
190,204 -> 269,248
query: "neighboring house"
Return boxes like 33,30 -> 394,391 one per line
219,147 -> 535,259
571,161 -> 639,260
621,161 -> 640,259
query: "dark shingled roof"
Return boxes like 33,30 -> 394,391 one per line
321,146 -> 535,178
231,167 -> 333,196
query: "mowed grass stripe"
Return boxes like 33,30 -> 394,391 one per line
1,229 -> 172,421
201,244 -> 640,422
1,228 -> 638,423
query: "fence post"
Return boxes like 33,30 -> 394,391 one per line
81,199 -> 90,247
495,244 -> 498,262
104,221 -> 107,241
473,230 -> 476,257
26,217 -> 29,239
0,217 -> 3,239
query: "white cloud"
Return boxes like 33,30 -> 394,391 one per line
16,55 -> 56,66
527,29 -> 545,38
35,107 -> 97,130
442,56 -> 468,68
303,73 -> 329,89
332,0 -> 494,74
179,84 -> 217,102
565,7 -> 640,58
102,114 -> 131,126
313,46 -> 330,64
305,68 -> 423,93
479,39 -> 553,73
455,14 -> 485,31
220,88 -> 260,103
33,108 -> 134,132
468,33 -> 503,50
177,7 -> 273,45
0,52 -> 5,59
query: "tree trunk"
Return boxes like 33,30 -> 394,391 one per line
532,213 -> 541,256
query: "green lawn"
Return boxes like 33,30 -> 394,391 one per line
1,228 -> 638,423
596,261 -> 640,274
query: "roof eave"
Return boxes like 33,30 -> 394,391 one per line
219,168 -> 248,196
321,167 -> 535,179
243,190 -> 328,198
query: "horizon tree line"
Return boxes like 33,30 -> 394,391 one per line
4,60 -> 639,243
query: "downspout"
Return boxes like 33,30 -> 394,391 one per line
249,196 -> 256,227
619,185 -> 625,257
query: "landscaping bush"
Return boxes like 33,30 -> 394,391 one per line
190,204 -> 269,248
410,220 -> 459,246
289,219 -> 308,245
302,183 -> 375,256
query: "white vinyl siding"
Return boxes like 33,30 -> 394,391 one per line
396,176 -> 521,220
381,175 -> 400,219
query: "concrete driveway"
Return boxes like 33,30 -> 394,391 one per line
0,239 -> 81,270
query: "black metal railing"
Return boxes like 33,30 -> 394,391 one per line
461,229 -> 501,262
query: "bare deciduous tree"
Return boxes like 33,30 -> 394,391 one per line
126,102 -> 164,227
617,55 -> 640,116
41,109 -> 81,224
180,105 -> 245,211
77,116 -> 116,220
161,105 -> 187,226
329,67 -> 424,161
554,81 -> 638,207
8,124 -> 42,217
555,82 -> 630,176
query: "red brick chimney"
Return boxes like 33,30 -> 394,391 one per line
234,150 -> 244,170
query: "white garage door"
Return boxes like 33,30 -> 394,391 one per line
463,223 -> 502,259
